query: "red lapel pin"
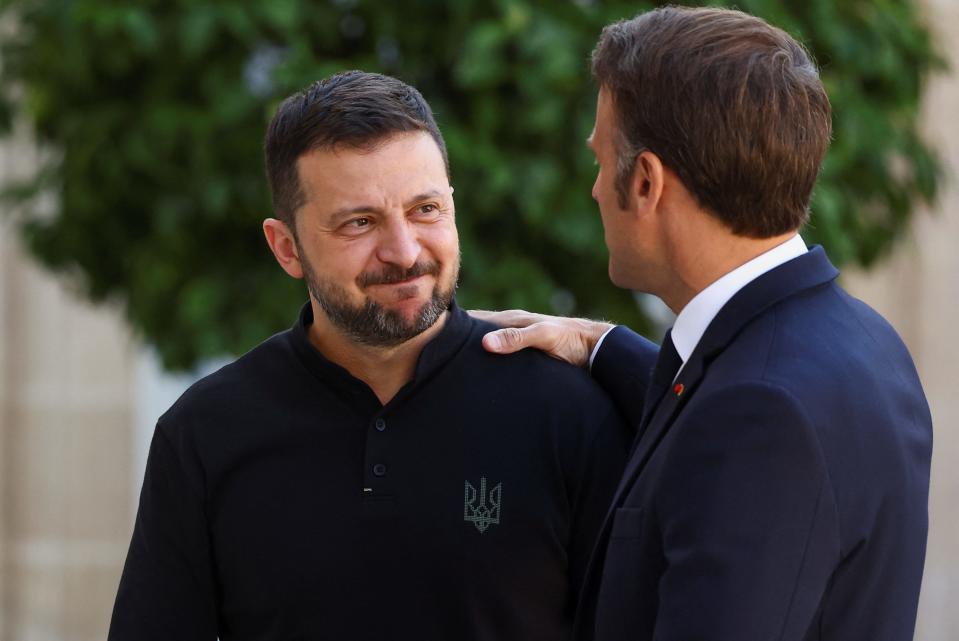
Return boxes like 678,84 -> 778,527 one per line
673,383 -> 685,396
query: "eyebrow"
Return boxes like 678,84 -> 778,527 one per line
328,189 -> 447,224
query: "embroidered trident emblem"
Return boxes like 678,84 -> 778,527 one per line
464,477 -> 502,533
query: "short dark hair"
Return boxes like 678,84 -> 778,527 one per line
264,71 -> 449,228
591,6 -> 832,237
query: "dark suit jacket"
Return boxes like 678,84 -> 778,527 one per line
578,246 -> 932,641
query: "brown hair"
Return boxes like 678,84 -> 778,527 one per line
592,6 -> 832,237
264,71 -> 449,229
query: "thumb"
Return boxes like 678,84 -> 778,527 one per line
482,327 -> 530,354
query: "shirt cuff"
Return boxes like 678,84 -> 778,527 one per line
588,326 -> 618,373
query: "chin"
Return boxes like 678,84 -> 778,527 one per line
607,261 -> 634,290
393,297 -> 432,319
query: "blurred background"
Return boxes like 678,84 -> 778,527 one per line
0,0 -> 955,639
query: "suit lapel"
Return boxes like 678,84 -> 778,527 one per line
612,246 -> 839,503
576,247 -> 840,639
615,354 -> 707,509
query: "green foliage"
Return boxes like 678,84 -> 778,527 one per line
0,0 -> 944,370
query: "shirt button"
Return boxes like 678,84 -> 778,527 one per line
372,463 -> 387,477
374,418 -> 386,432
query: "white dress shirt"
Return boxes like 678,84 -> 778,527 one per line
589,234 -> 808,375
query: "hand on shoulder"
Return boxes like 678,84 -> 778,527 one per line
470,309 -> 613,369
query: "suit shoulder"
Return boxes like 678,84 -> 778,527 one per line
712,284 -> 930,466
832,288 -> 916,361
761,284 -> 921,386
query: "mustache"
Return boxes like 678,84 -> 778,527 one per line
357,261 -> 441,288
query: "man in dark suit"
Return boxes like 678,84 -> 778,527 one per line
476,6 -> 932,641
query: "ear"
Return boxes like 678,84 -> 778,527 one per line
631,150 -> 665,216
262,218 -> 304,279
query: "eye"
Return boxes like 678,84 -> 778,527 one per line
414,203 -> 440,216
339,217 -> 373,234
348,217 -> 371,228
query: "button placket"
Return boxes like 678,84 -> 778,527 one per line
364,413 -> 391,493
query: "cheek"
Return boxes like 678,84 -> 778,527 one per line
423,223 -> 460,262
314,239 -> 377,284
598,206 -> 618,240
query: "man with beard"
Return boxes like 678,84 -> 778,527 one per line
108,71 -> 628,641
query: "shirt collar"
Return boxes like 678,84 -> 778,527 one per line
290,297 -> 472,406
672,234 -> 807,365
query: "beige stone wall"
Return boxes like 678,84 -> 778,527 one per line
0,132 -> 139,639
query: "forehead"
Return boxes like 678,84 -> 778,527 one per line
593,88 -> 616,139
296,131 -> 449,208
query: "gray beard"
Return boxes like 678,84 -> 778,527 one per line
297,243 -> 458,348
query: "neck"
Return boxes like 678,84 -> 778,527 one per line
307,303 -> 449,405
663,227 -> 798,314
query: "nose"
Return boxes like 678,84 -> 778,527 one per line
591,174 -> 600,202
376,218 -> 421,269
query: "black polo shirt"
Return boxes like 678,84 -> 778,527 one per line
109,301 -> 628,641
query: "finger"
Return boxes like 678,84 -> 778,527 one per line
469,308 -> 546,328
468,309 -> 500,322
482,327 -> 535,354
